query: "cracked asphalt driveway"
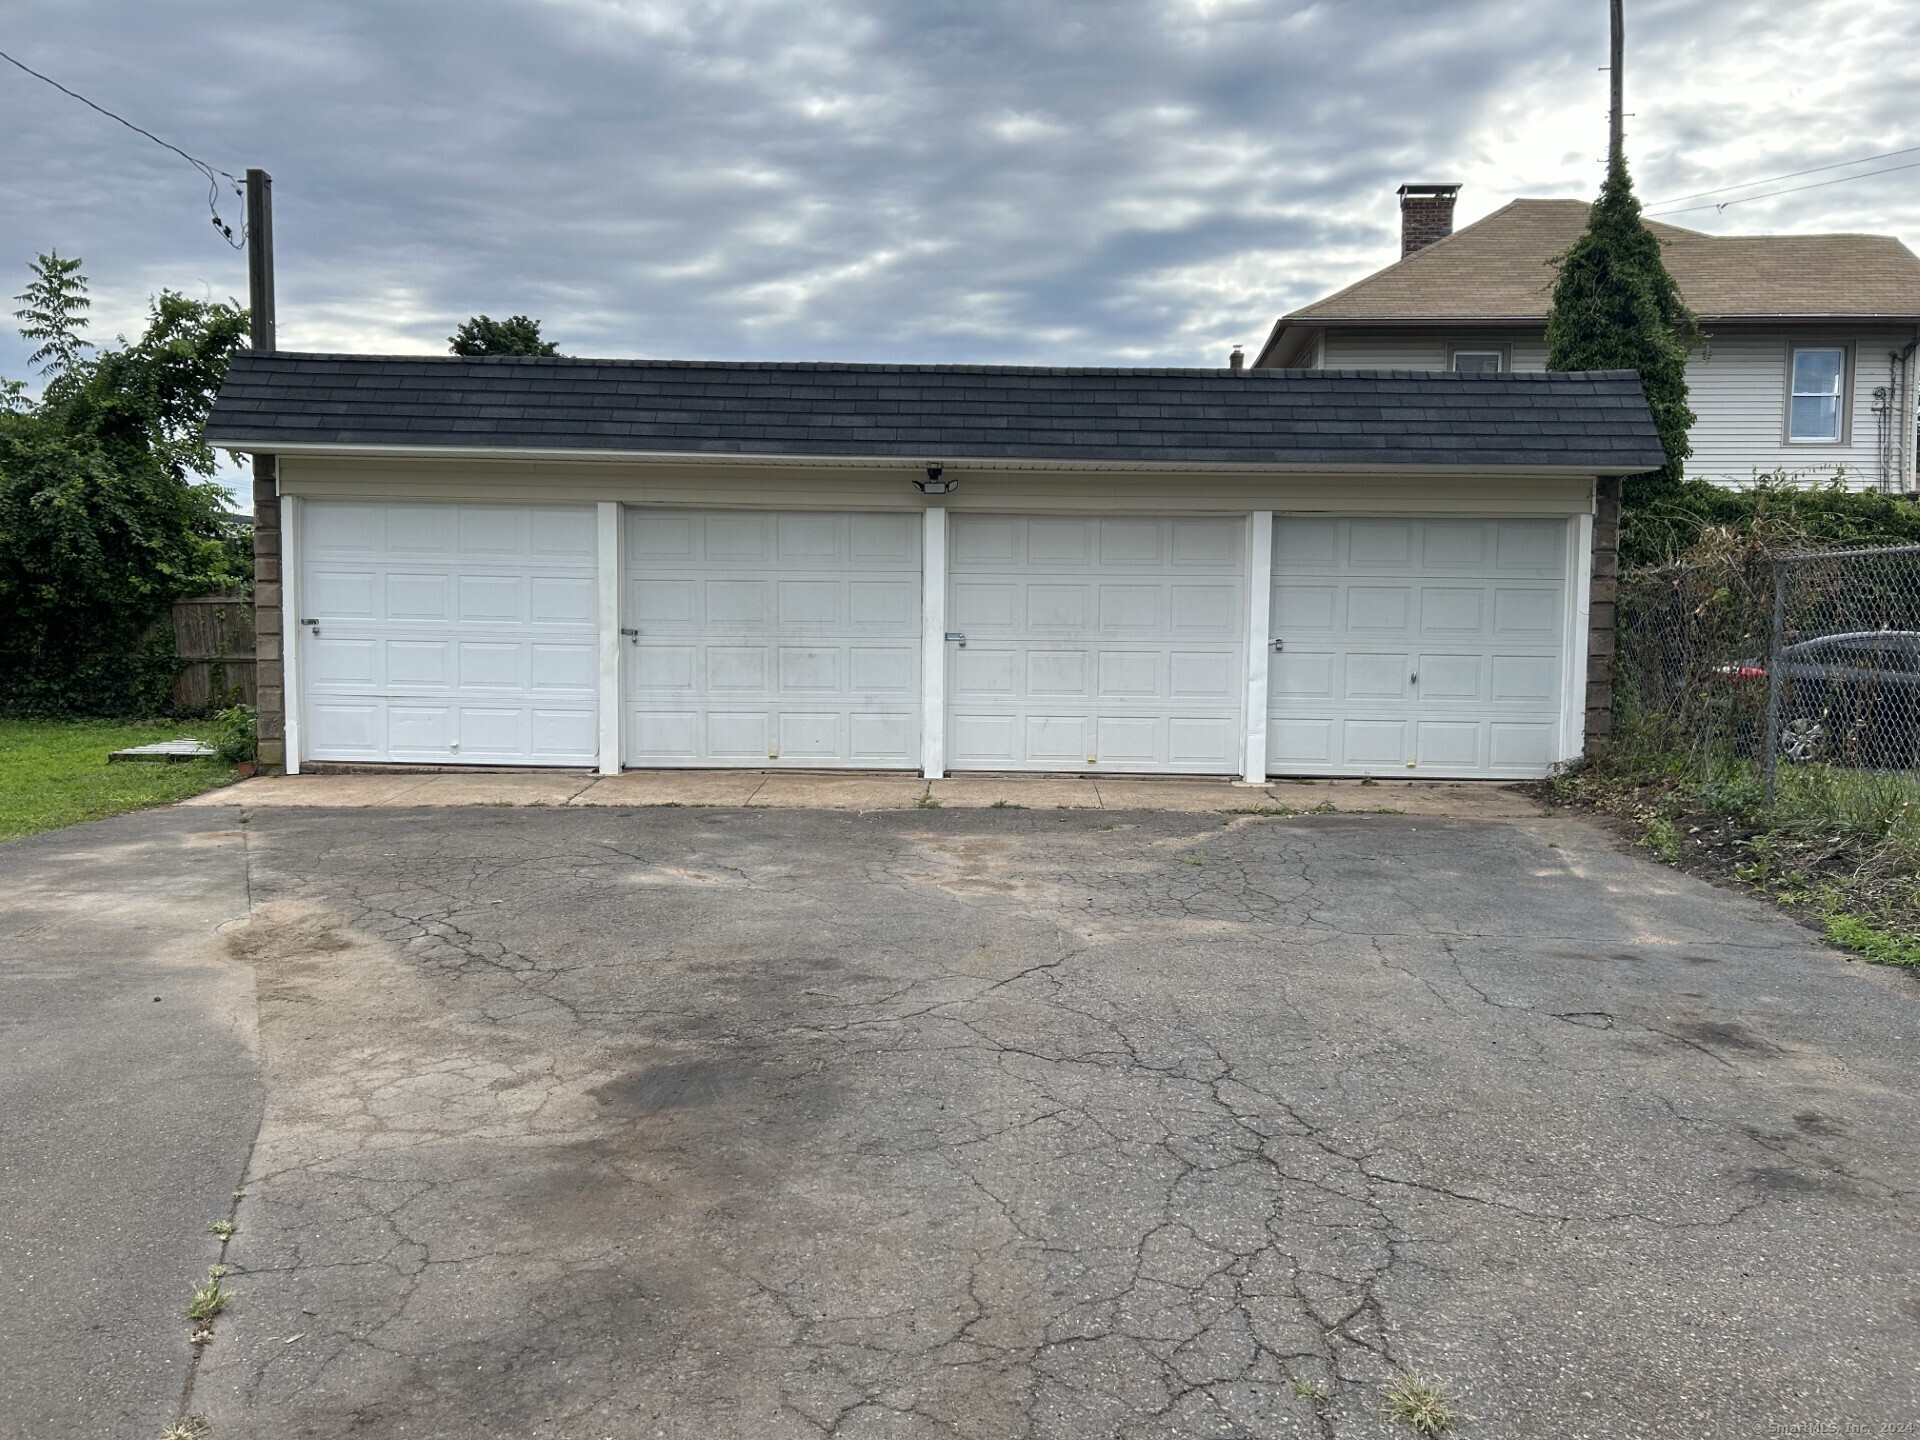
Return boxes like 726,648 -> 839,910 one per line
42,804 -> 1920,1437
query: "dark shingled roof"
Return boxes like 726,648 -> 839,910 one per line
204,352 -> 1666,470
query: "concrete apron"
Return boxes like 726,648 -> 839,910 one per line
180,769 -> 1545,819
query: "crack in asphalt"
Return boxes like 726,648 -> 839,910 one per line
192,810 -> 1920,1438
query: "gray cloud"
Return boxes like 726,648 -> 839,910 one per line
2,0 -> 1916,390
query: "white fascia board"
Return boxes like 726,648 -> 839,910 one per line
219,439 -> 1622,479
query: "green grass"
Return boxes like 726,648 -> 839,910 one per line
0,718 -> 236,843
1822,910 -> 1920,967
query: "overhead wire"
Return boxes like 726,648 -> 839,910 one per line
1648,158 -> 1920,218
1647,144 -> 1920,208
0,47 -> 245,248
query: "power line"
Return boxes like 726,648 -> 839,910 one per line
1649,158 -> 1920,218
0,47 -> 244,248
1648,144 -> 1920,208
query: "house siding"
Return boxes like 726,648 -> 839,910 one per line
1319,330 -> 1549,372
1317,324 -> 1919,490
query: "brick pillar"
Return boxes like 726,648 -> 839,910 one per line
252,455 -> 286,772
1584,476 -> 1622,755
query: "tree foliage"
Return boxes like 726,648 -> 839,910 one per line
449,313 -> 560,357
1621,473 -> 1920,570
1546,155 -> 1700,501
0,257 -> 250,716
14,250 -> 93,375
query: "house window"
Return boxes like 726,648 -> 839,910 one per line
1788,347 -> 1846,442
1450,348 -> 1505,375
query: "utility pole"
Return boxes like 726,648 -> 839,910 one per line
1608,0 -> 1625,168
243,167 -> 287,771
245,168 -> 275,352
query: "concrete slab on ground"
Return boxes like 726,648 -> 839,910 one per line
183,768 -> 1548,819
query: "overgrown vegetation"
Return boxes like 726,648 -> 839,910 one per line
0,253 -> 250,716
1556,513 -> 1920,967
1546,151 -> 1698,502
1621,472 -> 1920,570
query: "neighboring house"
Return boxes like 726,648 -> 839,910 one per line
1254,186 -> 1920,493
206,354 -> 1661,781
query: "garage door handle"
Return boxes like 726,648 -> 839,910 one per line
1270,637 -> 1284,652
946,631 -> 966,647
300,617 -> 319,635
620,627 -> 640,645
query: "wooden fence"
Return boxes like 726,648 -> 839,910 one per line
170,592 -> 256,712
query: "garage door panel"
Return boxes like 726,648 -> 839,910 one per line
1274,585 -> 1338,631
953,583 -> 1018,629
530,709 -> 597,757
310,570 -> 378,618
1416,654 -> 1482,701
1420,588 -> 1485,634
1271,651 -> 1335,699
309,636 -> 377,685
1268,517 -> 1570,779
391,640 -> 454,687
531,576 -> 595,625
1349,587 -> 1411,631
1490,723 -> 1558,768
625,510 -> 922,769
1028,586 -> 1090,629
948,515 -> 1244,774
778,647 -> 840,692
1173,520 -> 1241,566
1493,588 -> 1563,636
952,648 -> 1017,697
1170,651 -> 1238,701
1171,585 -> 1237,631
850,713 -> 917,762
300,501 -> 600,766
849,647 -> 916,694
458,575 -> 522,622
1100,521 -> 1162,565
1416,721 -> 1481,767
1030,650 -> 1089,697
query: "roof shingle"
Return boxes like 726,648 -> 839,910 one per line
204,352 -> 1667,471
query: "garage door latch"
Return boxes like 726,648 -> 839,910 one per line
620,627 -> 640,644
945,631 -> 966,647
300,617 -> 319,635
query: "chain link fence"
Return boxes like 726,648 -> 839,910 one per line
1614,541 -> 1920,817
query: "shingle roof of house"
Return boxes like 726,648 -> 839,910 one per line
1282,199 -> 1920,327
205,352 -> 1666,471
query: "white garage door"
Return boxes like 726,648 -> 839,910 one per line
300,502 -> 600,765
624,510 -> 922,768
947,515 -> 1245,773
1267,517 -> 1571,778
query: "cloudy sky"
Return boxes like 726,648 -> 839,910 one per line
2,0 -> 1917,385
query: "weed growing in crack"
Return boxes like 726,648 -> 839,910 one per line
1230,805 -> 1298,817
186,1269 -> 233,1323
1184,855 -> 1204,866
916,794 -> 942,809
989,799 -> 1024,809
208,1218 -> 236,1239
1289,1377 -> 1331,1404
161,1415 -> 211,1440
1382,1371 -> 1461,1435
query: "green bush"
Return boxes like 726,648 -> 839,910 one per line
208,704 -> 257,764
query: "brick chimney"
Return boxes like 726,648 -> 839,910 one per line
1398,183 -> 1461,258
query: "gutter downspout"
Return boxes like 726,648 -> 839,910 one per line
1899,333 -> 1920,496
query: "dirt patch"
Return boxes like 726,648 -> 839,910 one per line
1529,779 -> 1920,973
